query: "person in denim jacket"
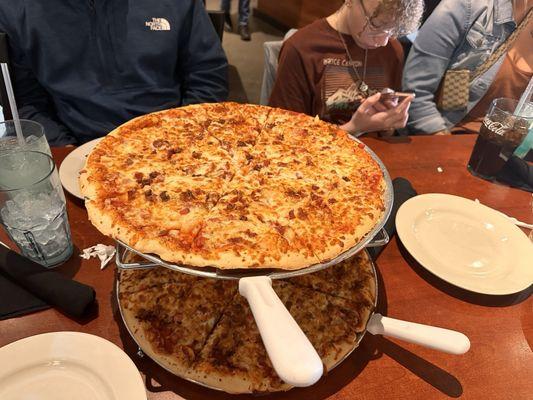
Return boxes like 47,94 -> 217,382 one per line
402,0 -> 528,134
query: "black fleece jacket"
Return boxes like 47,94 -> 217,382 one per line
0,0 -> 228,145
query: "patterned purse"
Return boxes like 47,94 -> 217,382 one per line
436,8 -> 533,112
436,69 -> 471,111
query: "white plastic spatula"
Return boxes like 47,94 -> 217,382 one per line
366,314 -> 471,355
239,277 -> 471,388
239,276 -> 324,387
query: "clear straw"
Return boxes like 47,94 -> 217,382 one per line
513,77 -> 533,158
1,63 -> 24,147
514,76 -> 533,117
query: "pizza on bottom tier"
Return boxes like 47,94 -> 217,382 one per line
81,102 -> 386,270
118,251 -> 376,393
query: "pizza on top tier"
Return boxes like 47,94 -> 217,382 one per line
80,103 -> 385,269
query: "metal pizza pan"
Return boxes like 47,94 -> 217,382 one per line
115,136 -> 394,280
114,248 -> 378,394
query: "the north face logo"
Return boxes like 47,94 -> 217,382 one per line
145,18 -> 170,31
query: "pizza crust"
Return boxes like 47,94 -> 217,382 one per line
186,366 -> 292,394
322,340 -> 361,373
121,306 -> 193,378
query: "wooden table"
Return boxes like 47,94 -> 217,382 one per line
1,135 -> 531,400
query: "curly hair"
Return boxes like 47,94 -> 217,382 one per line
373,0 -> 425,36
340,0 -> 425,36
370,0 -> 424,36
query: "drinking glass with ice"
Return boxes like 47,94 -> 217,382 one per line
0,120 -> 50,156
0,151 -> 73,267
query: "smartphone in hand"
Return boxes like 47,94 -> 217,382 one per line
380,91 -> 416,103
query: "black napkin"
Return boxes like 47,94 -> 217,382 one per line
367,177 -> 418,260
0,274 -> 49,320
495,156 -> 533,193
0,245 -> 96,320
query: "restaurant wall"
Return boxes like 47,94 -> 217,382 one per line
256,0 -> 339,30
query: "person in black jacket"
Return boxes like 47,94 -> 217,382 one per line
0,0 -> 229,146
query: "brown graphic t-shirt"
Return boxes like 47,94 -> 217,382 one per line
269,18 -> 404,125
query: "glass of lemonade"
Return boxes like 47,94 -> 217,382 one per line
0,120 -> 51,156
0,151 -> 73,267
467,98 -> 533,180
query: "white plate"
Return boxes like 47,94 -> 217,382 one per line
0,332 -> 146,400
59,138 -> 102,199
396,193 -> 533,295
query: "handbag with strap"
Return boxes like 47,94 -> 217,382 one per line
436,7 -> 533,112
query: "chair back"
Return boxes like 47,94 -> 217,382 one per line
259,29 -> 297,105
259,41 -> 283,105
208,11 -> 225,41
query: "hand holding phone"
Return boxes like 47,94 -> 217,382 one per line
341,92 -> 413,135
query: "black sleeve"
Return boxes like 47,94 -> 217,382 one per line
0,5 -> 75,146
177,1 -> 229,104
11,58 -> 77,146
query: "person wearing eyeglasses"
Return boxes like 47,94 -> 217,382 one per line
269,0 -> 423,136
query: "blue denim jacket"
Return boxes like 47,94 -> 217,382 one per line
402,0 -> 517,134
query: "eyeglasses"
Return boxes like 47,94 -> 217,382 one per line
358,0 -> 395,36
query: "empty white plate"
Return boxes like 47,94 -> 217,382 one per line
59,138 -> 102,199
396,193 -> 533,295
0,332 -> 146,400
